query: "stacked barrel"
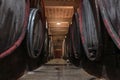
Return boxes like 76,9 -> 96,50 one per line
63,12 -> 83,67
0,0 -> 120,80
63,0 -> 120,79
0,0 -> 49,79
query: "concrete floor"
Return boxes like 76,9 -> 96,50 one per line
19,59 -> 105,80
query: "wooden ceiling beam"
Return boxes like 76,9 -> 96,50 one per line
49,32 -> 67,35
52,36 -> 65,39
45,0 -> 75,6
50,30 -> 67,33
49,30 -> 67,32
48,23 -> 69,27
45,6 -> 73,9
49,27 -> 68,30
49,27 -> 69,29
47,18 -> 72,23
49,34 -> 66,36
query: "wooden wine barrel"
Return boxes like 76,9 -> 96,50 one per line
41,28 -> 49,63
67,12 -> 84,67
66,25 -> 73,63
30,0 -> 39,8
98,0 -> 120,79
99,18 -> 120,80
79,0 -> 103,61
0,0 -> 29,79
78,0 -> 103,78
98,0 -> 120,49
26,8 -> 46,71
62,39 -> 68,60
29,0 -> 46,34
30,0 -> 44,9
48,37 -> 54,60
67,26 -> 80,67
27,8 -> 45,58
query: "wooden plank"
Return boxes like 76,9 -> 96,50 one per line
45,6 -> 73,9
45,0 -> 75,6
47,18 -> 72,23
48,23 -> 69,27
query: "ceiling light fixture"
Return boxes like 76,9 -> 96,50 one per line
56,22 -> 61,25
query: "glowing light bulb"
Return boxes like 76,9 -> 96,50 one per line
56,22 -> 61,25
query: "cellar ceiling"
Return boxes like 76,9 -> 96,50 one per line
44,0 -> 78,51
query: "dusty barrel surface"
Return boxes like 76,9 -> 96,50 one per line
0,0 -> 29,79
77,0 -> 103,78
48,38 -> 54,60
66,12 -> 83,67
0,0 -> 29,55
78,0 -> 120,79
62,38 -> 68,60
26,8 -> 45,58
98,0 -> 120,80
79,0 -> 103,61
26,0 -> 47,71
98,0 -> 120,49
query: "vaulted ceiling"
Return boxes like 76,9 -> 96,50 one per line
44,0 -> 79,51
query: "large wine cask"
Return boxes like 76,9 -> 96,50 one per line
25,0 -> 47,71
25,8 -> 46,70
98,0 -> 120,79
0,0 -> 29,79
98,0 -> 120,49
79,0 -> 103,61
78,0 -> 103,77
66,12 -> 83,67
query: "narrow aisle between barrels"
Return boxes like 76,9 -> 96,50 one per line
19,59 -> 104,80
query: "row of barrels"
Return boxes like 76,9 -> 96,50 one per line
0,0 -> 52,79
63,0 -> 120,80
